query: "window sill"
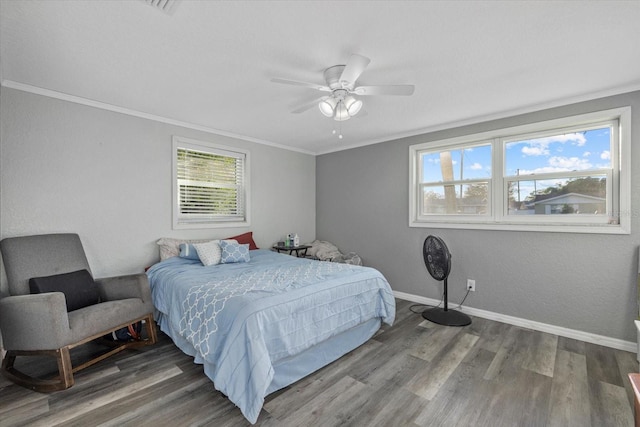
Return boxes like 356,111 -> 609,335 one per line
173,220 -> 250,230
409,219 -> 629,235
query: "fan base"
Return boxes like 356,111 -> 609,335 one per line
422,307 -> 472,327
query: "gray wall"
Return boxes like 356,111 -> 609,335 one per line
0,87 -> 316,293
317,90 -> 640,342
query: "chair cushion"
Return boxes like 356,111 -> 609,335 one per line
29,269 -> 100,312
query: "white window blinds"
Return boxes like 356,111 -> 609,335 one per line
173,137 -> 250,228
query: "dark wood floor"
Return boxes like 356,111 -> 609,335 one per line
0,299 -> 637,426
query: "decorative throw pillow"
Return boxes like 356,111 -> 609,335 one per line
29,269 -> 100,312
156,237 -> 210,261
179,243 -> 201,260
225,231 -> 259,250
220,241 -> 251,263
193,240 -> 223,266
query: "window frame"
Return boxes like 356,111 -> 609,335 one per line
172,136 -> 251,229
409,107 -> 631,234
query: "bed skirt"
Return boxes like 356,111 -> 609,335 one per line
156,311 -> 381,413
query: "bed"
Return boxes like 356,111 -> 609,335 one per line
146,248 -> 395,423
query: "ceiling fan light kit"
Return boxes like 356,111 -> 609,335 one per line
320,91 -> 363,121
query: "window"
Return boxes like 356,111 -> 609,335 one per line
173,136 -> 250,229
409,107 -> 630,234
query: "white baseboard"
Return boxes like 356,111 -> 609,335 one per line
393,290 -> 637,354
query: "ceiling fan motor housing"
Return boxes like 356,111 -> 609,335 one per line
324,65 -> 350,90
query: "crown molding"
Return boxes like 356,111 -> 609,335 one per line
4,79 -> 639,158
0,80 -> 316,156
316,82 -> 640,155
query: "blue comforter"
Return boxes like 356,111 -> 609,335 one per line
147,249 -> 395,423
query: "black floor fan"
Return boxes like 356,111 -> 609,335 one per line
422,235 -> 471,327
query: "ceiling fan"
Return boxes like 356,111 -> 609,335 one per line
271,54 -> 415,122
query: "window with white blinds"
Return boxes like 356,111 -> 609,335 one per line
172,137 -> 250,229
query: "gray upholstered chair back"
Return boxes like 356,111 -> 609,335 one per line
1,233 -> 92,296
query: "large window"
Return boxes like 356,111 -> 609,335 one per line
409,107 -> 630,234
173,136 -> 250,229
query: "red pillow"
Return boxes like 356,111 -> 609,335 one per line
226,231 -> 258,250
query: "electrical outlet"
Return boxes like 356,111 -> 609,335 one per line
467,279 -> 476,292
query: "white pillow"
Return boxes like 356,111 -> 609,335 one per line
193,240 -> 222,266
156,237 -> 209,260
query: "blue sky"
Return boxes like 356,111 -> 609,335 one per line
421,126 -> 611,200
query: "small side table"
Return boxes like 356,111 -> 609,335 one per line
273,244 -> 311,257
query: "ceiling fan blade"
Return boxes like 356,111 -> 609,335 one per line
339,54 -> 371,86
353,85 -> 415,96
291,96 -> 329,114
271,78 -> 331,92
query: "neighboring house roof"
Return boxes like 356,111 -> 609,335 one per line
530,192 -> 605,205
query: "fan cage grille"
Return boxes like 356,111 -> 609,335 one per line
424,236 -> 451,281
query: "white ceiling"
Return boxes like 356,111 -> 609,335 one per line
2,1 -> 640,155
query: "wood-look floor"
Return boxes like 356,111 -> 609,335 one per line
0,299 -> 637,426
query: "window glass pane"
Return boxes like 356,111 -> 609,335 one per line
507,175 -> 607,215
421,183 -> 489,215
505,127 -> 611,176
421,144 -> 492,182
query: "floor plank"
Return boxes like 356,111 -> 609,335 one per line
589,378 -> 634,427
547,349 -> 591,427
406,332 -> 479,400
522,331 -> 557,377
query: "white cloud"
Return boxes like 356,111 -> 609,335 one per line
517,166 -> 567,175
600,150 -> 610,160
518,156 -> 592,175
548,156 -> 592,170
518,132 -> 588,157
583,151 -> 591,157
532,133 -> 587,147
521,146 -> 549,156
470,162 -> 483,170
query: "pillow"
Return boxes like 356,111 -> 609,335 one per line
193,240 -> 223,266
29,269 -> 100,312
156,237 -> 209,260
225,232 -> 258,250
179,243 -> 201,260
220,241 -> 251,263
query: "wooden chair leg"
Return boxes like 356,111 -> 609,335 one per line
145,314 -> 158,345
56,347 -> 74,389
2,348 -> 75,392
